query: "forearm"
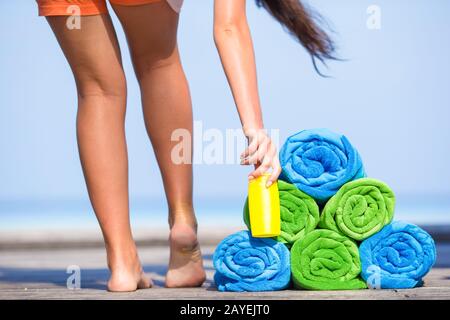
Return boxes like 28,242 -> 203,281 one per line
214,17 -> 264,133
213,0 -> 281,183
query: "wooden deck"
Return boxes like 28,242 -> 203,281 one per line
0,245 -> 449,300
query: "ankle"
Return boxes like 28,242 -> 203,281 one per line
170,218 -> 198,233
168,201 -> 194,213
169,223 -> 199,251
168,204 -> 197,230
106,244 -> 141,272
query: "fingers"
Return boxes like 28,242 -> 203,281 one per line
249,159 -> 271,180
241,138 -> 269,166
247,141 -> 272,173
240,130 -> 281,186
250,158 -> 281,187
240,132 -> 261,160
248,144 -> 281,186
266,157 -> 281,187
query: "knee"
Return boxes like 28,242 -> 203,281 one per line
75,69 -> 127,100
132,51 -> 179,82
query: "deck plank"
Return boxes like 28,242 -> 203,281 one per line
0,246 -> 449,300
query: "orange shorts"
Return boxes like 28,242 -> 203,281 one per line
37,0 -> 164,16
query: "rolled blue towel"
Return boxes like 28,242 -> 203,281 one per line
279,128 -> 365,204
213,230 -> 291,292
360,221 -> 437,289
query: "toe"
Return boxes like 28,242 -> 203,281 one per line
137,273 -> 153,289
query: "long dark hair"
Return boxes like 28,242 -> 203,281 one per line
256,0 -> 337,75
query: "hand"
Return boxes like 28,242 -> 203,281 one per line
240,128 -> 281,187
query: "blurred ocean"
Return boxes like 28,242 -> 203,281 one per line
1,195 -> 449,232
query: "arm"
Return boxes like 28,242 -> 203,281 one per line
214,0 -> 281,186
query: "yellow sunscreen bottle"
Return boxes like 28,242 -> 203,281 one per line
248,173 -> 281,238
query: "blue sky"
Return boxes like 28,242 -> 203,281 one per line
1,0 -> 449,202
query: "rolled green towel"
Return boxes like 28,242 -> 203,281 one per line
319,178 -> 395,241
244,180 -> 320,247
291,229 -> 367,290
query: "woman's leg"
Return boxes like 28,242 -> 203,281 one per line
46,14 -> 152,291
111,1 -> 205,287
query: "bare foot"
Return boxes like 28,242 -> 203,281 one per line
165,223 -> 206,288
107,254 -> 153,292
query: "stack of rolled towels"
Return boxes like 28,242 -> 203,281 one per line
213,128 -> 437,292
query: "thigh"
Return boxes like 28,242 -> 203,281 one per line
110,1 -> 180,77
46,13 -> 125,95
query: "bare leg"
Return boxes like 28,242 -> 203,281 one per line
112,2 -> 206,287
46,15 -> 152,292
